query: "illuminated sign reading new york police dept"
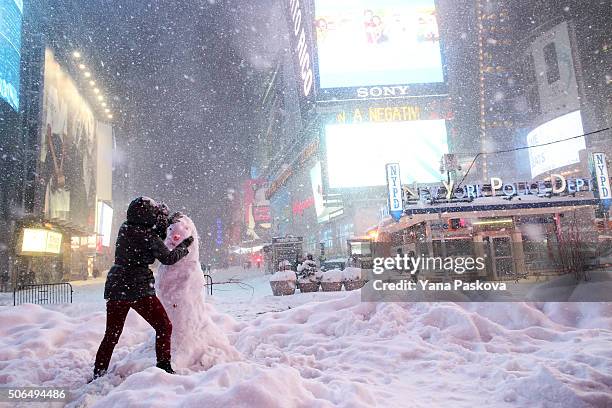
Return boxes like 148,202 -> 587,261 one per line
403,174 -> 595,203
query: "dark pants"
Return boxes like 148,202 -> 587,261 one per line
94,295 -> 172,373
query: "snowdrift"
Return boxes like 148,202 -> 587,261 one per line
232,294 -> 612,407
1,291 -> 611,407
0,304 -> 150,390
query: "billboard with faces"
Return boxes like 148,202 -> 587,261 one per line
313,0 -> 446,101
39,48 -> 97,229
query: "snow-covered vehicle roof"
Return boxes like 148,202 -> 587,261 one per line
322,258 -> 347,264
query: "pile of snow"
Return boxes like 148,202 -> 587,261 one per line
232,294 -> 612,407
320,268 -> 344,283
0,303 -> 150,390
342,267 -> 362,281
1,264 -> 612,407
269,271 -> 297,283
83,362 -> 336,407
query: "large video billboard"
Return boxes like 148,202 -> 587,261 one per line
314,0 -> 444,100
0,0 -> 23,111
39,48 -> 97,229
325,119 -> 448,188
527,110 -> 586,178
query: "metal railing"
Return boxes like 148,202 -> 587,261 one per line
203,274 -> 213,296
13,283 -> 74,306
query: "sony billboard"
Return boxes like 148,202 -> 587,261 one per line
312,0 -> 447,101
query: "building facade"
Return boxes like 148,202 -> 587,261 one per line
0,0 -> 117,288
251,0 -> 471,262
250,0 -> 610,274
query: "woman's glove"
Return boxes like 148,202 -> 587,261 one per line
178,236 -> 194,248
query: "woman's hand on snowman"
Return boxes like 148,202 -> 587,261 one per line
154,235 -> 193,265
179,236 -> 194,248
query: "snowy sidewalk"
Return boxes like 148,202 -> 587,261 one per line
210,266 -> 346,321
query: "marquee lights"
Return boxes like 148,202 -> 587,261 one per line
72,51 -> 116,121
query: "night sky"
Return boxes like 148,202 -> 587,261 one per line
49,0 -> 286,258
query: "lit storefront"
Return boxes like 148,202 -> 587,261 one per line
13,218 -> 100,286
375,165 -> 611,280
267,138 -> 322,256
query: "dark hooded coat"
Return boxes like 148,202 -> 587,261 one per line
104,197 -> 192,301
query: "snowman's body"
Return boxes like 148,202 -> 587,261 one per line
155,214 -> 239,370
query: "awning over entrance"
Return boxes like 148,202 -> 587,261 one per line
378,197 -> 600,235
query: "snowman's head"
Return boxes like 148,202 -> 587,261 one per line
165,213 -> 199,262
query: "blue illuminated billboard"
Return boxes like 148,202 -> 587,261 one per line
0,0 -> 23,111
314,0 -> 445,100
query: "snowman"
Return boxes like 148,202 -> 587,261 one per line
155,213 -> 240,370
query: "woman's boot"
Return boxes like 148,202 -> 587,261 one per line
156,360 -> 175,374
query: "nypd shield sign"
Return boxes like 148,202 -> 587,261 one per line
385,163 -> 403,222
593,153 -> 611,206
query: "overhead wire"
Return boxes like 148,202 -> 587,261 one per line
454,127 -> 611,189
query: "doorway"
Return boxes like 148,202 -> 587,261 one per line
489,236 -> 515,278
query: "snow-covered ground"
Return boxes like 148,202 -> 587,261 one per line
1,267 -> 611,407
